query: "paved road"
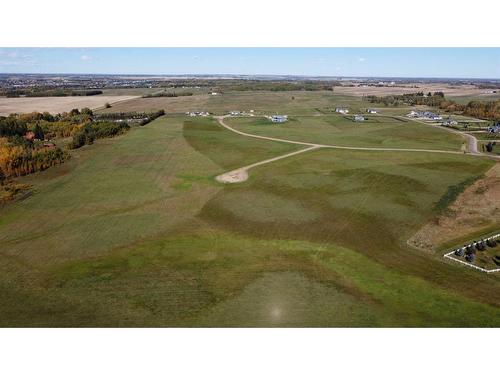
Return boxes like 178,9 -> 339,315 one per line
214,115 -> 499,184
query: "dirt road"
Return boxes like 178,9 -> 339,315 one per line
214,116 -> 499,184
403,117 -> 479,154
216,146 -> 320,183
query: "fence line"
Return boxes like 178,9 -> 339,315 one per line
443,233 -> 500,274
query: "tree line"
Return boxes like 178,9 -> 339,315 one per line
2,89 -> 103,98
68,121 -> 130,149
363,92 -> 500,121
142,92 -> 193,98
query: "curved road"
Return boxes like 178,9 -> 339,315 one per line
402,116 -> 479,154
214,115 -> 498,183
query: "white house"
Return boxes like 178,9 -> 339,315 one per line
366,108 -> 377,114
335,107 -> 349,114
229,111 -> 241,116
407,110 -> 442,120
442,119 -> 458,126
270,115 -> 288,123
354,114 -> 365,122
187,111 -> 209,117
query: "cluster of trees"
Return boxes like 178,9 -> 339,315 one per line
0,117 -> 28,138
94,111 -> 160,120
226,81 -> 336,92
146,79 -> 341,92
139,110 -> 165,126
363,92 -> 500,121
0,107 -> 166,183
459,101 -> 500,120
363,92 -> 447,107
1,109 -> 94,139
142,91 -> 193,98
2,89 -> 103,98
68,122 -> 130,149
0,138 -> 68,180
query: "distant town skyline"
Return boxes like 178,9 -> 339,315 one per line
0,48 -> 499,79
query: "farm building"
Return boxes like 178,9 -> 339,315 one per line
229,111 -> 241,116
186,111 -> 209,117
353,115 -> 365,122
366,108 -> 377,114
442,119 -> 458,126
335,107 -> 349,114
407,110 -> 442,120
270,115 -> 288,123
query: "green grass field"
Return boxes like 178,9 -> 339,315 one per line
1,101 -> 499,327
226,115 -> 465,150
98,91 -> 368,115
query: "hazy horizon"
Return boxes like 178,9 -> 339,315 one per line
1,48 -> 499,79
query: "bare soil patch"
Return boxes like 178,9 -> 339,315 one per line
409,163 -> 500,252
0,96 -> 138,115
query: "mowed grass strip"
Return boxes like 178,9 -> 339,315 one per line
0,115 -> 224,265
183,117 -> 303,170
6,231 -> 496,327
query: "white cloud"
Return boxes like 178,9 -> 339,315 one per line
0,50 -> 36,66
80,54 -> 92,61
358,57 -> 366,62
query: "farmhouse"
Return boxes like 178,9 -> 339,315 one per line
270,115 -> 288,123
335,107 -> 349,114
186,111 -> 209,117
229,111 -> 241,116
366,108 -> 377,114
442,118 -> 458,126
353,114 -> 365,122
407,110 -> 442,120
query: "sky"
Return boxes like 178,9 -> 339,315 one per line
0,48 -> 499,79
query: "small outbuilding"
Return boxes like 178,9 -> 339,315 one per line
353,114 -> 365,122
366,108 -> 377,114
